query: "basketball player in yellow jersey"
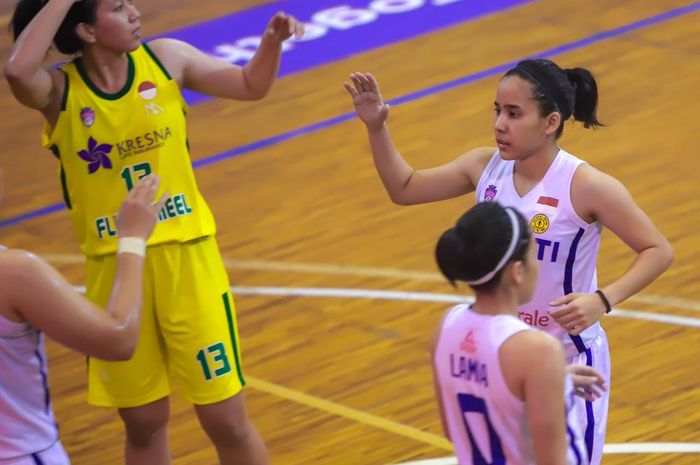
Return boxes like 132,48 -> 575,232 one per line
5,1 -> 304,464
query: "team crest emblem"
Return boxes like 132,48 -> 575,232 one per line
80,107 -> 95,127
530,213 -> 550,234
138,81 -> 158,100
484,184 -> 498,201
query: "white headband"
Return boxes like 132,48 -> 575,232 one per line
466,208 -> 521,285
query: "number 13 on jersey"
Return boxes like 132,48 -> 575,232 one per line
120,162 -> 152,191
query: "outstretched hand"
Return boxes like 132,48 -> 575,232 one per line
343,72 -> 390,132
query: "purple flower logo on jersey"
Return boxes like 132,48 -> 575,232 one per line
80,107 -> 95,127
484,184 -> 498,201
78,137 -> 113,174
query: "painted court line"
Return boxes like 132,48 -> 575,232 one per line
64,284 -> 700,456
247,376 -> 453,451
1,2 -> 699,229
389,443 -> 700,464
47,253 -> 700,312
230,287 -> 700,329
69,284 -> 700,329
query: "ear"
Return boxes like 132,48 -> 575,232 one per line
543,111 -> 561,136
508,260 -> 525,286
75,22 -> 97,46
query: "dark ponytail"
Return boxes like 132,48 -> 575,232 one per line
10,0 -> 44,40
564,67 -> 602,129
10,0 -> 99,55
505,58 -> 603,138
435,202 -> 530,292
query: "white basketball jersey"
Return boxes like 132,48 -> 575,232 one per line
433,304 -> 587,465
475,149 -> 602,352
0,315 -> 59,459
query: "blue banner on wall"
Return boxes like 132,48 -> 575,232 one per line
155,0 -> 532,104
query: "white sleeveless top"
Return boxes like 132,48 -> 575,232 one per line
433,304 -> 587,465
0,247 -> 59,459
475,149 -> 603,353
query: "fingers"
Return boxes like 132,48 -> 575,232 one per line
152,192 -> 169,214
342,82 -> 359,98
366,73 -> 383,98
348,72 -> 380,97
575,366 -> 607,389
573,378 -> 604,401
569,325 -> 583,336
574,388 -> 596,402
128,175 -> 159,203
350,73 -> 366,93
356,73 -> 373,93
268,12 -> 305,40
127,176 -> 166,215
550,301 -> 588,333
550,293 -> 576,307
267,12 -> 286,36
550,306 -> 574,323
294,20 -> 305,40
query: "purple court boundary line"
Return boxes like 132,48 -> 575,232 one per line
1,2 -> 698,229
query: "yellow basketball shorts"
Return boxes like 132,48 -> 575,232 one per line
85,236 -> 245,408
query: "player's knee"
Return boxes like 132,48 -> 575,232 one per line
197,395 -> 254,447
203,411 -> 254,446
119,403 -> 169,446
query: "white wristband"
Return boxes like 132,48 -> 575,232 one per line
117,237 -> 146,257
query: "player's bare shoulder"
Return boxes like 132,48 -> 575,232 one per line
571,162 -> 627,222
456,146 -> 497,188
144,38 -> 188,82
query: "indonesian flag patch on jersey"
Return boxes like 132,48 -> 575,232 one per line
138,81 -> 157,100
536,196 -> 559,215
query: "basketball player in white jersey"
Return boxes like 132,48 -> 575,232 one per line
343,59 -> 674,464
433,201 -> 602,464
0,173 -> 165,465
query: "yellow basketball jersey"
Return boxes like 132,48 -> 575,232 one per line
42,44 -> 216,256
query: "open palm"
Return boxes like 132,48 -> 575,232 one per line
343,72 -> 390,131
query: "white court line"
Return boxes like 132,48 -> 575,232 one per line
71,285 -> 700,329
67,284 -> 700,457
389,442 -> 700,464
230,286 -> 700,329
630,293 -> 700,313
46,253 -> 700,312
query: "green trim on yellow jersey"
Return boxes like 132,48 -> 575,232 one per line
42,45 -> 216,256
74,53 -> 135,100
49,144 -> 73,210
143,43 -> 172,81
59,69 -> 69,111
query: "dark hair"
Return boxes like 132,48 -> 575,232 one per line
435,202 -> 530,292
505,58 -> 603,138
11,0 -> 100,55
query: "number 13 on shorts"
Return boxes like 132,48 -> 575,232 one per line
196,342 -> 232,381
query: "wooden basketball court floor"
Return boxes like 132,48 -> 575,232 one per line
0,0 -> 698,463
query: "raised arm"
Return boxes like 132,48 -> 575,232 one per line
4,0 -> 75,112
148,12 -> 304,100
343,72 -> 493,205
0,177 -> 166,360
